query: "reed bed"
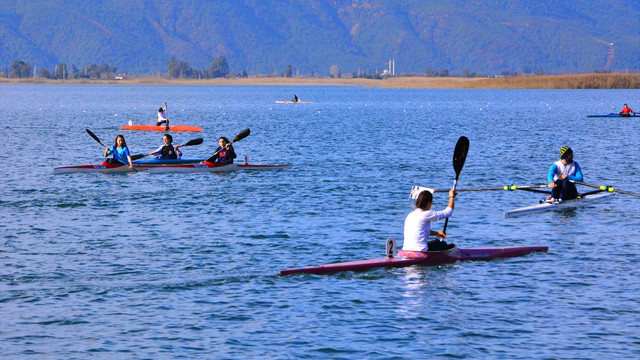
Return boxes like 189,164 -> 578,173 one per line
1,73 -> 638,89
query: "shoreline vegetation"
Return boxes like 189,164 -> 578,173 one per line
1,73 -> 638,89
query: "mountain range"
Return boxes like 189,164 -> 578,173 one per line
1,0 -> 639,76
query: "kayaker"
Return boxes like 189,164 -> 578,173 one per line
547,146 -> 583,202
104,134 -> 134,169
293,94 -> 299,102
402,187 -> 456,252
619,104 -> 633,115
147,134 -> 182,159
156,102 -> 168,126
203,136 -> 236,164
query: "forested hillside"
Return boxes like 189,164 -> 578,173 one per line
1,0 -> 638,76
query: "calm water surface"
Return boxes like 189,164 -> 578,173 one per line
1,85 -> 639,359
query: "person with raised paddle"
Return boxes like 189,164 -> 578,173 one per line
403,136 -> 468,253
156,102 -> 168,127
403,187 -> 457,252
203,137 -> 237,165
104,134 -> 134,169
547,146 -> 583,202
619,103 -> 634,116
147,134 -> 182,160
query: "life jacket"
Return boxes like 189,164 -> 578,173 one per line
160,145 -> 178,159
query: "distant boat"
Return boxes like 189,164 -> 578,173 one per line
275,100 -> 314,104
587,113 -> 638,118
121,124 -> 202,132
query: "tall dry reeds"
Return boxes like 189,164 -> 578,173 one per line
1,72 -> 638,89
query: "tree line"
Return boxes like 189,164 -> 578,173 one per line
2,56 -> 237,80
2,56 -> 548,80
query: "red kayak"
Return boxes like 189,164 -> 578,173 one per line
279,245 -> 548,276
121,124 -> 202,132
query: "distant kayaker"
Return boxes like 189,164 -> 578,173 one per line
156,102 -> 168,126
547,146 -> 583,202
147,134 -> 182,159
293,94 -> 299,103
402,187 -> 456,252
619,104 -> 633,115
104,134 -> 134,169
203,137 -> 237,164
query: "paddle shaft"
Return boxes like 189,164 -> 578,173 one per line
571,180 -> 640,198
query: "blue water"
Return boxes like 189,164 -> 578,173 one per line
1,84 -> 639,359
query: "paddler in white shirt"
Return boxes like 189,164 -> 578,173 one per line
547,146 -> 583,202
156,102 -> 168,126
402,187 -> 456,252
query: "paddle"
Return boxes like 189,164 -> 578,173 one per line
164,101 -> 170,131
441,136 -> 469,236
209,128 -> 251,158
571,180 -> 640,198
130,137 -> 204,161
410,184 -> 549,198
86,128 -> 106,147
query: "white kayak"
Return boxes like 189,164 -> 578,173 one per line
148,162 -> 292,174
504,192 -> 615,218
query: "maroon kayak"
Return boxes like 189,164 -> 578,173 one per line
279,245 -> 548,276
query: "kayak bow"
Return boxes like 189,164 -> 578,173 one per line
148,162 -> 292,173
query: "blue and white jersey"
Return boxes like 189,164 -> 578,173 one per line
548,160 -> 583,183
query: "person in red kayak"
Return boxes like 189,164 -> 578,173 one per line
203,136 -> 236,164
402,187 -> 456,252
619,104 -> 633,115
104,134 -> 134,169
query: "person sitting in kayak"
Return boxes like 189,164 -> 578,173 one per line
547,146 -> 583,202
403,187 -> 456,252
203,137 -> 236,165
147,134 -> 182,159
104,134 -> 134,169
156,102 -> 168,126
619,104 -> 633,116
293,94 -> 299,103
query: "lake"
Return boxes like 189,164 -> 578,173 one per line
1,84 -> 639,359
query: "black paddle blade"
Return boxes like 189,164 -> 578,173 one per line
86,129 -> 105,147
232,128 -> 251,143
130,154 -> 147,161
452,136 -> 469,177
184,138 -> 203,146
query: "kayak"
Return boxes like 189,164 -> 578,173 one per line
504,191 -> 615,218
587,113 -> 638,118
54,159 -> 203,174
132,158 -> 204,165
148,162 -> 292,173
121,125 -> 202,132
54,162 -> 140,174
280,244 -> 548,276
275,100 -> 314,104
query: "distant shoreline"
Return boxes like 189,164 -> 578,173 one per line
1,73 -> 638,89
